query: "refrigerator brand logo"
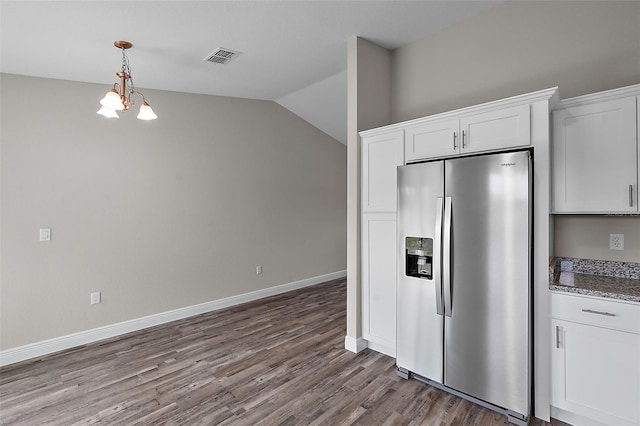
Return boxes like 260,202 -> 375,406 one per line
501,162 -> 517,167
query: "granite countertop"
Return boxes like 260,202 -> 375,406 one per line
549,257 -> 640,304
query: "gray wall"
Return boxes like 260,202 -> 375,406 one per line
555,215 -> 640,263
0,74 -> 347,350
391,1 -> 640,122
390,0 -> 640,263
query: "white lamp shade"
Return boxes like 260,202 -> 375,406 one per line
100,90 -> 125,111
137,102 -> 158,120
96,106 -> 119,118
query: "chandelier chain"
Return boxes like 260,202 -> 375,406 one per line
120,47 -> 135,96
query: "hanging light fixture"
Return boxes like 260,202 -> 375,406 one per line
97,41 -> 157,120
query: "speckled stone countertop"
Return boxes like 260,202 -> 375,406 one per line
549,257 -> 640,303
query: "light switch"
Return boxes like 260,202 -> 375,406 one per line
39,228 -> 51,242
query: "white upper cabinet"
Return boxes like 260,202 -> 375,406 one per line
552,86 -> 639,213
405,119 -> 460,160
405,104 -> 531,162
460,104 -> 531,154
361,130 -> 404,212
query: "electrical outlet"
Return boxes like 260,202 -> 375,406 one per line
90,291 -> 101,305
256,265 -> 262,275
39,228 -> 51,242
609,234 -> 624,251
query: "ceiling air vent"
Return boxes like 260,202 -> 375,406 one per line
203,48 -> 242,65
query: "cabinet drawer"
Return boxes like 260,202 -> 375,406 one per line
551,292 -> 640,334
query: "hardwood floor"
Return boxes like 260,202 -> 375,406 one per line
1,278 -> 564,425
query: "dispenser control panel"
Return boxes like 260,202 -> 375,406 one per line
405,237 -> 433,279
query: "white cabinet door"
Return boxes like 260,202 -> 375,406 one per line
404,119 -> 459,162
460,104 -> 531,154
553,96 -> 638,213
361,130 -> 404,212
361,213 -> 397,356
551,318 -> 640,425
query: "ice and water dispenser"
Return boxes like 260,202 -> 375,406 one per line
405,237 -> 433,279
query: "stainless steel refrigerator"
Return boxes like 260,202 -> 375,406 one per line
396,150 -> 532,425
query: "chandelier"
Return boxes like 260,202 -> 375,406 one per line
97,41 -> 157,120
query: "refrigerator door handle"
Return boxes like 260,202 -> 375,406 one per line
434,197 -> 444,316
443,196 -> 453,317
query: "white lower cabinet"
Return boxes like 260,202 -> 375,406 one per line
551,293 -> 640,425
361,213 -> 396,357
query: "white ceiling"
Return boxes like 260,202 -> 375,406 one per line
0,1 -> 500,144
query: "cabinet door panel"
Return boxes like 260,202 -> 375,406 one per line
361,214 -> 397,356
405,119 -> 459,162
460,104 -> 530,153
553,96 -> 637,213
552,319 -> 640,425
362,131 -> 404,212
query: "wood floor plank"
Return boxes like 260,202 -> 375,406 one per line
0,278 -> 567,425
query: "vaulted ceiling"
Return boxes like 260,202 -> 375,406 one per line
0,1 -> 500,144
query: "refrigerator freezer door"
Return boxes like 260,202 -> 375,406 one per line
397,161 -> 445,382
443,151 -> 531,416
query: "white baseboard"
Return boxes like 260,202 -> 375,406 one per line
366,340 -> 395,358
550,406 -> 607,426
344,335 -> 368,353
0,270 -> 346,367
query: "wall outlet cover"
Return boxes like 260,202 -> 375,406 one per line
39,228 -> 51,242
609,234 -> 624,250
